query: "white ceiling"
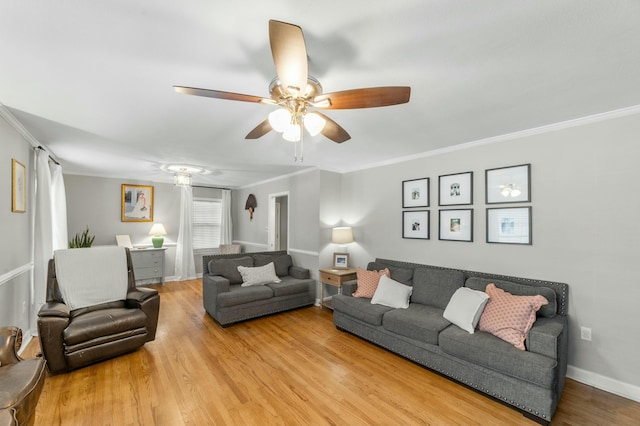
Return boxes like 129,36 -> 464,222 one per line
2,1 -> 640,188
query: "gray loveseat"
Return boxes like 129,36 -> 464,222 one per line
332,258 -> 568,424
202,250 -> 315,326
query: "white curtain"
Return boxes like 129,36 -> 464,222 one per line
220,189 -> 233,245
33,149 -> 53,322
50,163 -> 68,251
175,185 -> 196,281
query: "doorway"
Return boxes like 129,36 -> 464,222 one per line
267,192 -> 289,251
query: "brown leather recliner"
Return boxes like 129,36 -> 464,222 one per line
37,248 -> 160,374
0,326 -> 46,426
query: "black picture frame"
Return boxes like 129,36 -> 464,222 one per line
402,210 -> 430,239
486,164 -> 531,204
486,207 -> 532,245
439,172 -> 473,206
402,177 -> 430,208
439,209 -> 473,242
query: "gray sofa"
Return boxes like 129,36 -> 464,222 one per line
202,250 -> 315,326
332,258 -> 568,425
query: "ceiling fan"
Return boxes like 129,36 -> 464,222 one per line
174,20 -> 411,154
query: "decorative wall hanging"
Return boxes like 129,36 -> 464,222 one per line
486,164 -> 531,204
121,184 -> 154,222
402,210 -> 430,239
245,194 -> 257,220
439,209 -> 473,242
11,159 -> 26,213
402,177 -> 429,208
439,172 -> 473,206
486,207 -> 532,245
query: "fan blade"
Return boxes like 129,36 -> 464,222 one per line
315,112 -> 351,143
173,86 -> 274,104
245,119 -> 273,139
269,20 -> 308,96
313,87 -> 411,109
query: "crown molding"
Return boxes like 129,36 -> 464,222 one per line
0,102 -> 40,147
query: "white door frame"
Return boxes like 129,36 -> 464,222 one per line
267,191 -> 289,251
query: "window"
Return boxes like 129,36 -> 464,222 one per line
192,198 -> 222,250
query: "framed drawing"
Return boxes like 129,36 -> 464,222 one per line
486,164 -> 531,204
439,209 -> 473,242
487,207 -> 532,245
11,159 -> 26,213
121,184 -> 154,222
402,177 -> 429,208
333,253 -> 350,269
403,210 -> 430,239
439,172 -> 473,206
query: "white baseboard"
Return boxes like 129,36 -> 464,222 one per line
567,365 -> 640,402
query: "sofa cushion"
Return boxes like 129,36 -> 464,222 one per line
209,256 -> 254,284
411,268 -> 464,309
439,325 -> 558,389
478,284 -> 548,350
253,254 -> 293,277
443,287 -> 490,334
371,275 -> 413,309
238,263 -> 281,287
465,277 -> 557,318
331,294 -> 394,326
353,268 -> 390,298
217,285 -> 273,308
63,308 -> 147,345
382,304 -> 450,345
367,262 -> 413,284
267,276 -> 311,297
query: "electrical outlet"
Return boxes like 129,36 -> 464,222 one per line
581,326 -> 592,341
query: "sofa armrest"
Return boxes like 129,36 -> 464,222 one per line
127,288 -> 160,342
342,280 -> 357,296
289,266 -> 310,279
0,326 -> 22,365
202,275 -> 231,318
37,302 -> 71,373
526,316 -> 566,359
127,287 -> 159,304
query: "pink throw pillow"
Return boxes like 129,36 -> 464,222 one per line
353,268 -> 390,298
478,283 -> 548,350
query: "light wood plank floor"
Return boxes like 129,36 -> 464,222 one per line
23,279 -> 639,425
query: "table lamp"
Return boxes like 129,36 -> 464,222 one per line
149,223 -> 167,248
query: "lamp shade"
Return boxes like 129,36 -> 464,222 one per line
331,227 -> 354,244
149,223 -> 167,248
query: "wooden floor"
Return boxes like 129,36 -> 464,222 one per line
23,279 -> 640,426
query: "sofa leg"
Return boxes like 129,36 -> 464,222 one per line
522,411 -> 549,425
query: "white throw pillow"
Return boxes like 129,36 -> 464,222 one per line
443,287 -> 490,334
237,262 -> 281,287
371,275 -> 413,309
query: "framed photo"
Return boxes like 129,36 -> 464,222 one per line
487,207 -> 532,245
439,172 -> 473,206
486,164 -> 531,204
121,184 -> 154,222
333,253 -> 350,269
402,177 -> 429,208
11,159 -> 26,213
439,209 -> 473,242
403,210 -> 430,239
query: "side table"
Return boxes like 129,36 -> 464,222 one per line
319,267 -> 357,310
130,247 -> 167,285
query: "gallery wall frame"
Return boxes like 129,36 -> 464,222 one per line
121,184 -> 154,222
439,209 -> 473,242
486,163 -> 531,204
439,171 -> 473,206
486,206 -> 532,245
402,177 -> 429,208
11,159 -> 26,213
402,210 -> 430,239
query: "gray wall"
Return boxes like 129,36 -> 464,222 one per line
339,112 -> 640,394
0,114 -> 35,334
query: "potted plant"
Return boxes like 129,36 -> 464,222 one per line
69,226 -> 95,248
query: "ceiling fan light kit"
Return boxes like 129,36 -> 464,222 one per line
174,19 -> 411,161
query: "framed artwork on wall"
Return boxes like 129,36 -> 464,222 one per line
439,209 -> 473,242
439,172 -> 473,206
402,210 -> 430,239
11,159 -> 26,213
487,207 -> 532,245
402,177 -> 429,208
486,164 -> 531,204
333,253 -> 350,269
121,184 -> 154,222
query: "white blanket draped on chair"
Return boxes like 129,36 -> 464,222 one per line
54,246 -> 129,310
